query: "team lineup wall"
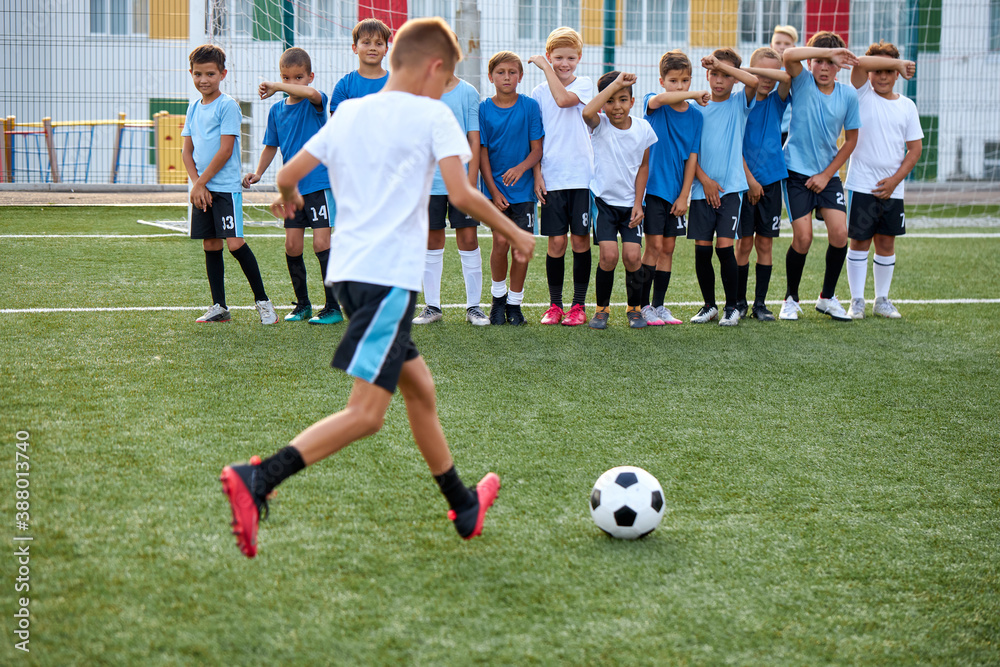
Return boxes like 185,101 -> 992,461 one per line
2,0 -> 998,191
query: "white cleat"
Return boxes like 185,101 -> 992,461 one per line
779,298 -> 802,321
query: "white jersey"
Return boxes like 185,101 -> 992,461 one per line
531,76 -> 595,190
589,114 -> 658,207
303,91 -> 471,291
845,81 -> 923,199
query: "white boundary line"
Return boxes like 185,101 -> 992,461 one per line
3,299 -> 999,314
5,232 -> 1000,239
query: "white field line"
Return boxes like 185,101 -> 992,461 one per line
3,299 -> 999,315
5,232 -> 1000,239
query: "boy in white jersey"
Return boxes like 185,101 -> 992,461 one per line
218,18 -> 535,558
529,27 -> 595,326
845,41 -> 922,319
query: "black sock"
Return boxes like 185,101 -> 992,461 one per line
205,249 -> 226,308
754,263 -> 772,305
786,247 -> 807,302
231,244 -> 268,302
695,245 -> 716,307
286,253 -> 309,305
257,446 -> 306,497
717,246 -> 738,309
315,249 -> 339,310
737,262 -> 749,305
652,270 -> 671,308
546,254 -> 564,308
572,250 -> 591,306
434,466 -> 476,513
821,244 -> 848,299
639,263 -> 655,307
595,266 -> 614,307
625,268 -> 642,307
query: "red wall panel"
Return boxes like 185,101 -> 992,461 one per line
806,0 -> 851,44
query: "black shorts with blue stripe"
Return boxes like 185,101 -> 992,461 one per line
331,282 -> 419,393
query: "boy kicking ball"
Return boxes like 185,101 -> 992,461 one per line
219,18 -> 535,558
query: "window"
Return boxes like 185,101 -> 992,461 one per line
990,0 -> 1000,52
297,0 -> 354,39
985,142 -> 1000,181
739,0 -> 802,46
850,0 -> 900,52
91,0 -> 148,35
625,0 -> 688,45
410,0 -> 455,23
518,0 -> 581,42
207,0 -> 260,39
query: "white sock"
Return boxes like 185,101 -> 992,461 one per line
491,280 -> 507,299
846,248 -> 870,300
421,248 -> 445,309
873,253 -> 896,299
508,289 -> 524,305
458,248 -> 483,309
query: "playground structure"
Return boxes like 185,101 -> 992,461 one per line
0,112 -> 185,185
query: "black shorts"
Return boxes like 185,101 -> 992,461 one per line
739,180 -> 783,238
783,171 -> 847,222
190,191 -> 243,239
643,194 -> 687,237
330,282 -> 420,393
847,191 -> 906,240
285,189 -> 334,229
498,201 -> 536,233
540,188 -> 591,237
687,193 -> 744,242
593,197 -> 642,245
428,194 -> 478,230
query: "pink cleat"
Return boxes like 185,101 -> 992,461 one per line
561,303 -> 587,326
540,304 -> 565,325
448,472 -> 501,540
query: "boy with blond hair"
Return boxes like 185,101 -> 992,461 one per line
329,18 -> 392,115
529,27 -> 595,326
780,32 -> 860,322
640,50 -> 708,325
220,18 -> 536,558
480,51 -> 544,325
689,49 -> 759,327
243,47 -> 343,324
845,41 -> 922,319
182,44 -> 276,325
738,47 -> 791,321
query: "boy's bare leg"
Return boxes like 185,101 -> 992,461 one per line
290,379 -> 393,465
396,356 -> 452,475
509,255 -> 529,293
490,232 -> 510,282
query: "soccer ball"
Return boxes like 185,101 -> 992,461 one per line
589,466 -> 665,539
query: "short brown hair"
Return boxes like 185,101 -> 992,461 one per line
279,47 -> 312,73
866,40 -> 900,59
389,17 -> 462,72
659,50 -> 692,77
189,44 -> 225,71
545,26 -> 583,55
807,31 -> 846,49
750,46 -> 781,67
353,18 -> 392,45
713,47 -> 742,69
488,50 -> 523,75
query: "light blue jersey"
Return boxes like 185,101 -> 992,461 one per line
783,69 -> 861,176
691,89 -> 755,200
181,93 -> 242,193
430,80 -> 480,196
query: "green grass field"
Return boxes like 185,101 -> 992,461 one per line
2,206 -> 999,665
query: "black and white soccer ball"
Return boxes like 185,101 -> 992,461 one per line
589,466 -> 665,539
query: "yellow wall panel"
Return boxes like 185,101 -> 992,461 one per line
150,0 -> 188,40
689,0 -> 738,48
581,1 -> 625,47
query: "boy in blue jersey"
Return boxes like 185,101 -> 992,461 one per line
243,47 -> 342,325
770,25 -> 798,143
780,31 -> 860,322
480,51 -> 544,326
689,49 -> 759,326
181,44 -> 276,325
413,74 -> 487,326
329,18 -> 391,115
641,50 -> 709,325
219,18 -> 536,558
738,47 -> 791,321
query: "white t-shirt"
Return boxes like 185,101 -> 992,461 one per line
589,114 -> 658,207
531,76 -> 595,190
845,81 -> 923,199
303,91 -> 471,292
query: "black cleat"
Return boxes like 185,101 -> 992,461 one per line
751,303 -> 776,321
505,304 -> 526,326
490,294 -> 507,325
